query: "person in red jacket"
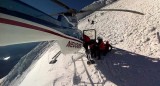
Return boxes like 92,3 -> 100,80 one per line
83,34 -> 90,43
83,34 -> 97,60
89,42 -> 98,59
105,41 -> 112,54
97,36 -> 105,60
83,34 -> 91,52
83,34 -> 98,59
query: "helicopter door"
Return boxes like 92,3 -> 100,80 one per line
83,29 -> 96,41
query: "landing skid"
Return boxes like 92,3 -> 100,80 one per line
87,60 -> 95,65
86,50 -> 96,65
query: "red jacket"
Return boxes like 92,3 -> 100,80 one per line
83,35 -> 90,43
99,41 -> 105,50
105,41 -> 112,51
89,44 -> 93,49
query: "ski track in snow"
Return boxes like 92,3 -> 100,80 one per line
1,0 -> 160,86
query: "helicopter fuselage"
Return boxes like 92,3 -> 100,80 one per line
0,0 -> 83,54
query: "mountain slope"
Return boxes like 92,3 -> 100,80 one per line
79,0 -> 160,58
78,0 -> 160,85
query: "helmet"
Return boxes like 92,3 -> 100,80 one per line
97,36 -> 102,40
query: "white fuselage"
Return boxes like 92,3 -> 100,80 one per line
0,13 -> 83,54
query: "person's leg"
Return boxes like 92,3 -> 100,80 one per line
102,50 -> 106,56
83,43 -> 90,60
105,46 -> 110,54
90,49 -> 93,57
83,43 -> 88,50
92,49 -> 97,59
97,50 -> 101,60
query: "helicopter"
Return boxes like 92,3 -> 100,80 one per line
0,0 -> 144,54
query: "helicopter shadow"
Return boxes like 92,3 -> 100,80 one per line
96,47 -> 160,86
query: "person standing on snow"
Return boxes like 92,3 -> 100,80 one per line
105,41 -> 112,54
83,34 -> 98,59
83,34 -> 91,52
89,42 -> 98,59
97,36 -> 105,60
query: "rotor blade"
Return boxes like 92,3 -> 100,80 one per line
79,9 -> 144,15
50,12 -> 65,16
51,0 -> 70,10
50,12 -> 73,16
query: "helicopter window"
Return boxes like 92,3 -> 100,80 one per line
0,0 -> 59,25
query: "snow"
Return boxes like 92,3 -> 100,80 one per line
76,0 -> 107,20
79,0 -> 160,58
78,0 -> 160,85
0,77 -> 5,84
3,56 -> 10,61
1,0 -> 160,86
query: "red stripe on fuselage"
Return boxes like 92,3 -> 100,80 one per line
0,18 -> 82,43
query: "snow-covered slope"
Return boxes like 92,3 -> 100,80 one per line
79,0 -> 160,58
76,0 -> 114,20
78,0 -> 160,85
76,0 -> 106,20
1,0 -> 160,86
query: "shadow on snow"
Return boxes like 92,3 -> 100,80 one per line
96,47 -> 160,86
